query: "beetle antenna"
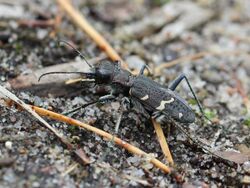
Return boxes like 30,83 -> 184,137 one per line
38,71 -> 95,82
58,40 -> 93,68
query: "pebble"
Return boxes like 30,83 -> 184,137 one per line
36,130 -> 47,140
243,161 -> 250,174
37,29 -> 48,40
127,156 -> 141,166
131,169 -> 145,177
9,115 -> 16,123
5,141 -> 13,150
125,55 -> 145,71
201,70 -> 224,84
163,47 -> 178,62
242,176 -> 250,184
3,168 -> 16,183
33,96 -> 43,106
32,182 -> 40,188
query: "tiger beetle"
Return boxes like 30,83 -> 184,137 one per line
39,41 -> 208,133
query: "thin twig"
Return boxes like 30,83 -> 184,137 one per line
49,6 -> 63,37
57,0 -> 127,69
61,162 -> 78,177
152,119 -> 174,165
154,50 -> 250,75
0,158 -> 15,167
30,105 -> 172,174
18,19 -> 55,28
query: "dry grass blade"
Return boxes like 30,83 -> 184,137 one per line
0,85 -> 63,139
61,163 -> 78,177
0,85 -> 90,165
122,174 -> 152,186
152,119 -> 174,165
154,50 -> 250,75
154,52 -> 207,75
30,105 -> 172,174
18,19 -> 55,28
57,0 -> 127,69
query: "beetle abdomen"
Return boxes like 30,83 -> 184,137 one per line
130,75 -> 195,123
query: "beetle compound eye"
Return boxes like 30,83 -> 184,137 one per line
95,68 -> 113,83
94,61 -> 115,83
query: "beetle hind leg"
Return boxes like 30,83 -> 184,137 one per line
169,73 -> 212,123
152,111 -> 171,124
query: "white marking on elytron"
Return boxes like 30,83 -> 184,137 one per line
156,97 -> 175,110
179,112 -> 183,119
140,94 -> 149,101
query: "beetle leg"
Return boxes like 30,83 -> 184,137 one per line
100,97 -> 129,161
139,64 -> 152,75
130,97 -> 150,119
99,94 -> 116,104
169,73 -> 208,121
63,94 -> 116,115
114,60 -> 122,70
63,100 -> 99,115
152,111 -> 171,124
114,97 -> 130,133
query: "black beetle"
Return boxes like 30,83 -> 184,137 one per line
38,41 -> 221,162
39,40 -> 207,126
39,59 -> 205,124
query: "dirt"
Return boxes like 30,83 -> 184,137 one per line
0,0 -> 250,187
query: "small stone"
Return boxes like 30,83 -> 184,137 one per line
243,161 -> 250,174
242,176 -> 250,184
142,162 -> 153,170
127,156 -> 141,166
33,96 -> 43,106
201,70 -> 223,84
36,130 -> 47,140
125,55 -> 145,71
1,76 -> 5,81
163,47 -> 178,62
111,102 -> 120,111
32,182 -> 40,188
37,29 -> 48,40
5,141 -> 13,149
131,169 -> 145,177
9,116 -> 16,123
3,168 -> 16,183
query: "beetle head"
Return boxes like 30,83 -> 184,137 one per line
93,61 -> 116,84
38,60 -> 126,85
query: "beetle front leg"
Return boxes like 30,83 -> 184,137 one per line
98,94 -> 116,104
139,64 -> 151,75
130,97 -> 150,119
